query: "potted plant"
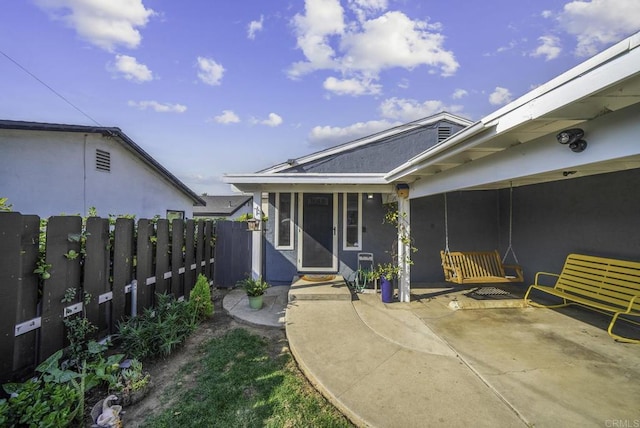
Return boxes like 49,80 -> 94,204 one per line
372,262 -> 398,303
111,358 -> 151,407
237,276 -> 270,309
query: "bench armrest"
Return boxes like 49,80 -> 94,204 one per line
534,271 -> 559,287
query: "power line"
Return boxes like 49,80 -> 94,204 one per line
0,49 -> 103,127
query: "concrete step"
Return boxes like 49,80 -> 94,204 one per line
288,275 -> 353,302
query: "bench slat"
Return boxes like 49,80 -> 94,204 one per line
525,253 -> 640,343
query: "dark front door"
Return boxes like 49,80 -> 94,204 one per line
300,193 -> 336,271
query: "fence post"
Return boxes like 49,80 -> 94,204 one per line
39,216 -> 82,363
184,219 -> 196,299
204,220 -> 214,281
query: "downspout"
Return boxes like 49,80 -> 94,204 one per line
83,134 -> 88,215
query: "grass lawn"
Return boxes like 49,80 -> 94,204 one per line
141,328 -> 354,427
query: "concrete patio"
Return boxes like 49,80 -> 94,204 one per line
225,277 -> 640,427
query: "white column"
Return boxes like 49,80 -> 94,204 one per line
251,191 -> 263,280
397,197 -> 411,302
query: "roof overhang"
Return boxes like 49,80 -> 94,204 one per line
223,173 -> 394,193
385,31 -> 640,195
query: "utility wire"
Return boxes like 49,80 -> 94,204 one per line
0,48 -> 103,127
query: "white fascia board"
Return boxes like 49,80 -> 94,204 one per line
260,113 -> 473,174
223,173 -> 388,185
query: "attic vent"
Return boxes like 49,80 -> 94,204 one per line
438,127 -> 451,142
96,149 -> 111,172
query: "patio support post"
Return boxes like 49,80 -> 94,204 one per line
397,196 -> 411,302
251,191 -> 263,280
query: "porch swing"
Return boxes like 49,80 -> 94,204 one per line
440,185 -> 524,284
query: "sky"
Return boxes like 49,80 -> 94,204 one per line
2,0 -> 640,196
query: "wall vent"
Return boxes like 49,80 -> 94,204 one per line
96,149 -> 111,172
438,127 -> 451,142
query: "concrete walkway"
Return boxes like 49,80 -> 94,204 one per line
224,278 -> 640,428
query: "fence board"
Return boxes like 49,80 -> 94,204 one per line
155,219 -> 170,295
40,216 -> 82,362
136,219 -> 154,313
204,221 -> 214,280
0,213 -> 23,379
14,215 -> 40,377
171,219 -> 185,299
84,217 -> 110,338
184,220 -> 195,298
112,218 -> 134,325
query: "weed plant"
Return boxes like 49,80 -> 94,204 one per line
117,293 -> 197,360
189,274 -> 213,322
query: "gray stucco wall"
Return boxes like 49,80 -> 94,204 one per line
410,168 -> 640,285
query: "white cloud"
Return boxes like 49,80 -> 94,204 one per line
489,87 -> 512,106
379,97 -> 462,122
214,110 -> 240,124
323,76 -> 381,95
532,35 -> 562,60
248,15 -> 264,40
452,88 -> 468,99
289,1 -> 458,89
348,0 -> 388,22
560,0 -> 640,57
35,0 -> 154,52
110,54 -> 153,82
127,100 -> 187,113
260,113 -> 283,127
197,57 -> 225,86
308,119 -> 398,146
541,10 -> 553,18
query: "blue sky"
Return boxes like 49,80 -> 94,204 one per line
2,0 -> 640,195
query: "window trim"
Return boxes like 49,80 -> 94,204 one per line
342,193 -> 362,251
275,192 -> 294,250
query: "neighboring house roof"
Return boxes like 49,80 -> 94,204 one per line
386,31 -> 640,192
193,195 -> 252,217
0,120 -> 205,206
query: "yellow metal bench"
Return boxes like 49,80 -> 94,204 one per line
440,250 -> 524,284
525,253 -> 640,343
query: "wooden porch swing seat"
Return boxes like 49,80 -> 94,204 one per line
441,250 -> 524,284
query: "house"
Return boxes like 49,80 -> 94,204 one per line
225,31 -> 640,302
193,195 -> 253,220
0,120 -> 205,219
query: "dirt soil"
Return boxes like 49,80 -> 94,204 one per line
88,288 -> 287,428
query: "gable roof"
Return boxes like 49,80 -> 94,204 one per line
193,195 -> 252,217
385,31 -> 640,192
260,112 -> 472,174
0,120 -> 205,206
224,112 -> 471,192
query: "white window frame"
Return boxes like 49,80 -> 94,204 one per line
343,193 -> 362,251
275,192 -> 294,250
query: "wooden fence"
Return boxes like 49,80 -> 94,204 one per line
0,212 -> 215,383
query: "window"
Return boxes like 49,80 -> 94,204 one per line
96,149 -> 111,172
343,193 -> 362,250
276,193 -> 294,249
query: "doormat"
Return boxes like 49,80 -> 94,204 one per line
465,287 -> 517,300
301,274 -> 336,282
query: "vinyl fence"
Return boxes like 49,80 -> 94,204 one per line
0,213 -> 216,383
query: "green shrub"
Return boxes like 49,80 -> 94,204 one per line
117,293 -> 197,360
190,274 -> 214,321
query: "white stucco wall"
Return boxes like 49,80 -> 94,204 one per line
0,129 -> 196,219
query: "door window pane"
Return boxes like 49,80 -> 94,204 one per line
276,193 -> 293,249
344,193 -> 361,250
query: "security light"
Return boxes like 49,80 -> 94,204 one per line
556,128 -> 587,153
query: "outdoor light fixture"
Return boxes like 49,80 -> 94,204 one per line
556,128 -> 587,153
367,193 -> 374,199
395,183 -> 410,199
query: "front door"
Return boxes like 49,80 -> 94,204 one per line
298,193 -> 337,272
